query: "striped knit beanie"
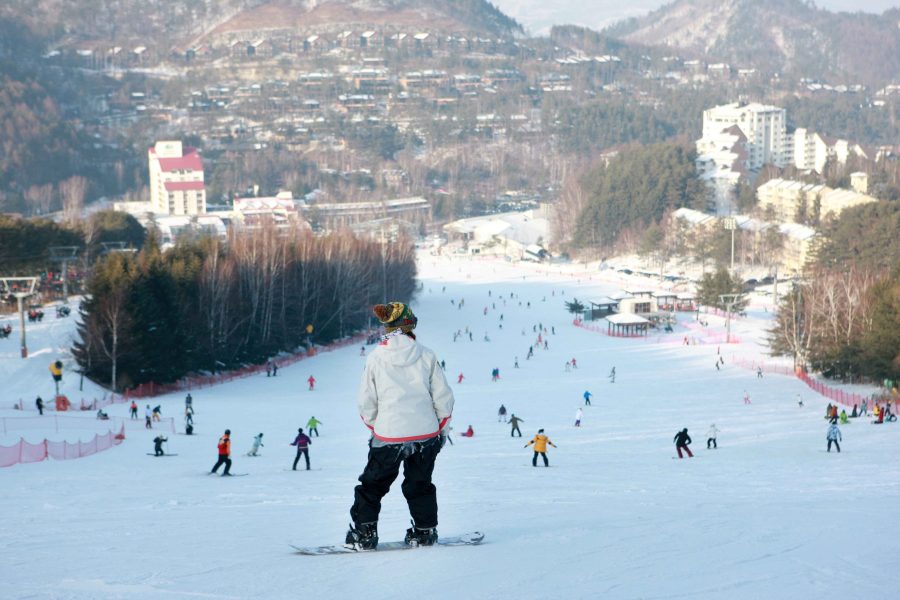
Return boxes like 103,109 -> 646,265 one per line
373,302 -> 417,334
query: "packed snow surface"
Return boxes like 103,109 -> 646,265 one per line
2,253 -> 898,600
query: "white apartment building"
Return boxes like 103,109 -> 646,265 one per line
757,178 -> 877,223
701,102 -> 789,170
148,140 -> 206,216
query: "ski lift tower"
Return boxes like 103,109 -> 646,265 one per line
48,246 -> 80,304
0,277 -> 39,358
100,241 -> 129,255
718,293 -> 745,344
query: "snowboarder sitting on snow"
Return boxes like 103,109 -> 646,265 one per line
827,422 -> 842,452
347,302 -> 454,551
96,409 -> 109,420
460,425 -> 474,437
706,424 -> 720,449
674,428 -> 693,458
525,429 -> 556,467
248,433 -> 264,456
839,410 -> 849,424
153,435 -> 168,456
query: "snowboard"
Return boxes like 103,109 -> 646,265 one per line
291,532 -> 484,555
147,453 -> 178,456
207,472 -> 249,476
283,468 -> 323,472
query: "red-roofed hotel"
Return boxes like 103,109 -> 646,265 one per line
149,140 -> 206,215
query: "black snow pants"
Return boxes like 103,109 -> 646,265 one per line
350,436 -> 441,529
511,425 -> 521,437
532,451 -> 549,467
211,454 -> 232,474
293,448 -> 310,470
827,439 -> 841,453
707,437 -> 717,449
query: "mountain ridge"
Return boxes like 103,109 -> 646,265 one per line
605,0 -> 900,84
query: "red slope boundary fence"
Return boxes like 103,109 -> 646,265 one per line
0,419 -> 125,468
731,357 -> 872,408
13,394 -> 131,413
124,331 -> 373,400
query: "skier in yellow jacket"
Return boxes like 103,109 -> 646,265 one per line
525,429 -> 557,467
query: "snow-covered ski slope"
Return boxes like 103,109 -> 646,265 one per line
2,253 -> 898,600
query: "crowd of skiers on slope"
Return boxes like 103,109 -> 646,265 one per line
113,281 -> 900,551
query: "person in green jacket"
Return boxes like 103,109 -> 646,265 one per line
839,410 -> 849,425
509,414 -> 524,438
307,416 -> 322,437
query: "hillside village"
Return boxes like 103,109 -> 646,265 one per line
1,0 -> 899,278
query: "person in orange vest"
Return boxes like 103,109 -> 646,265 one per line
307,375 -> 316,391
526,429 -> 556,467
129,400 -> 138,420
211,429 -> 232,476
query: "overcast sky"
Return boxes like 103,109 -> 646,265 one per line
491,0 -> 900,36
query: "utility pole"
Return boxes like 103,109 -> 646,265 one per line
49,246 -> 80,304
772,264 -> 779,306
0,277 -> 39,358
723,217 -> 737,274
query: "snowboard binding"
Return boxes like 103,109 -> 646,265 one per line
404,521 -> 438,547
345,522 -> 378,551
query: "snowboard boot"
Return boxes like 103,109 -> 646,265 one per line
345,522 -> 378,550
404,521 -> 438,547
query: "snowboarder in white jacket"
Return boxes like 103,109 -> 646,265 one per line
706,424 -> 720,449
248,433 -> 264,456
347,302 -> 455,551
827,423 -> 842,453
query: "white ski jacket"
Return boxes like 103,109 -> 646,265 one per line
706,426 -> 720,439
358,333 -> 454,443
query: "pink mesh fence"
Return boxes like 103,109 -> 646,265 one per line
124,331 -> 372,399
0,423 -> 124,468
730,357 -> 871,408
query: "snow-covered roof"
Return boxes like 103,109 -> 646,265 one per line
443,210 -> 549,247
606,313 -> 650,325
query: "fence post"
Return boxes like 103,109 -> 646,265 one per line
43,439 -> 48,460
55,415 -> 58,433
